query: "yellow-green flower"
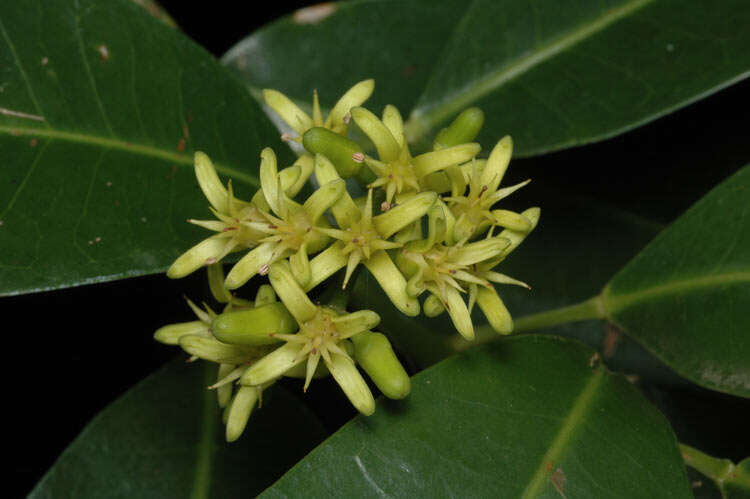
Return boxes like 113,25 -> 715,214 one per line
167,151 -> 312,279
306,154 -> 435,316
443,136 -> 532,242
241,261 -> 380,415
223,148 -> 344,290
263,79 -> 374,140
351,105 -> 480,209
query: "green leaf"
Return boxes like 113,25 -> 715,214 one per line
261,335 -> 691,498
224,0 -> 750,156
602,164 -> 750,398
30,359 -> 327,498
0,0 -> 289,297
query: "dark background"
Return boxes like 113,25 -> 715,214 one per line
7,1 -> 750,496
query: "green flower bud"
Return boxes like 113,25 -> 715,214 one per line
352,331 -> 410,400
423,294 -> 445,317
211,302 -> 296,346
433,107 -> 485,150
303,127 -> 363,178
154,321 -> 207,345
225,386 -> 259,442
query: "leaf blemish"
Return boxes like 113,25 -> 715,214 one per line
97,44 -> 109,62
550,467 -> 567,498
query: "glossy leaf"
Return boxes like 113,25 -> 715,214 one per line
224,0 -> 750,156
602,164 -> 750,398
30,359 -> 327,498
261,335 -> 691,498
0,0 -> 289,296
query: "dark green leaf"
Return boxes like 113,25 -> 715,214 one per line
602,164 -> 750,398
30,359 -> 327,498
0,0 -> 289,296
224,0 -> 750,156
261,335 -> 691,498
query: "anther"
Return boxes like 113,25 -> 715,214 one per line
259,264 -> 270,275
352,152 -> 364,163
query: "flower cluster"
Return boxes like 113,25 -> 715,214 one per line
155,80 -> 539,441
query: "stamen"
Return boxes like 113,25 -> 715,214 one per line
352,152 -> 364,163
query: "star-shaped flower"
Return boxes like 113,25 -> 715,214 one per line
240,261 -> 380,415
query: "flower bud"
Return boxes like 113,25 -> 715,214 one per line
352,331 -> 410,400
211,302 -> 296,346
179,335 -> 266,364
154,321 -> 207,345
433,107 -> 485,150
423,294 -> 445,317
303,127 -> 363,178
225,386 -> 259,442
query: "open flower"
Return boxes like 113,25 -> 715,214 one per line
351,105 -> 480,209
304,154 -> 435,316
224,148 -> 344,290
241,261 -> 380,415
443,136 -> 532,242
167,152 -> 313,279
263,79 -> 374,140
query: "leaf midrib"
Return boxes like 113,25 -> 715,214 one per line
522,368 -> 605,497
603,270 -> 750,314
405,0 -> 655,141
0,125 -> 259,187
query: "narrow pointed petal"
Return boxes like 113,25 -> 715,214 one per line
268,262 -> 318,323
216,363 -> 235,408
303,350 -> 322,391
406,268 -> 425,297
224,241 -> 277,290
168,236 -> 231,279
373,191 -> 437,238
477,287 -> 513,334
210,364 -> 246,390
154,321 -> 207,345
194,152 -> 228,213
364,252 -> 420,316
382,104 -> 405,146
188,219 -> 226,232
491,209 -> 532,232
289,245 -> 312,289
350,106 -> 400,162
332,310 -> 381,338
303,179 -> 345,223
326,353 -> 375,416
225,386 -> 259,442
262,89 -> 313,135
244,342 -> 307,387
314,154 -> 359,227
312,89 -> 323,126
493,207 -> 541,262
306,242 -> 348,291
327,79 -> 375,130
363,157 -> 388,177
412,143 -> 481,178
179,335 -> 263,364
481,136 -> 513,193
451,237 -> 510,266
259,148 -> 281,215
484,271 -> 531,289
278,165 -> 302,198
442,286 -> 474,340
342,252 -> 361,289
286,155 -> 314,197
254,284 -> 276,307
207,263 -> 232,303
483,179 -> 531,206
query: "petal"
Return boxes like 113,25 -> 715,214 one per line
476,287 -> 513,334
364,251 -> 420,317
312,89 -> 323,126
423,293 -> 445,317
314,154 -> 359,227
194,152 -> 228,213
326,353 -> 375,416
207,263 -> 232,303
303,350 -> 322,391
306,241 -> 348,291
179,335 -> 264,364
326,79 -> 375,131
382,104 -> 405,147
289,244 -> 312,289
254,284 -> 276,307
303,179 -> 345,223
153,321 -> 208,345
286,154 -> 314,197
441,286 -> 475,340
262,89 -> 313,135
342,252 -> 361,289
484,271 -> 531,289
241,342 -> 306,386
451,237 -> 510,266
216,363 -> 235,408
259,148 -> 281,215
187,219 -> 226,232
167,235 -> 233,279
332,310 -> 381,338
412,143 -> 481,178
352,331 -> 410,399
373,191 -> 437,238
350,106 -> 400,162
225,386 -> 259,442
209,364 -> 246,390
491,209 -> 532,232
224,241 -> 277,290
268,261 -> 318,323
481,135 -> 513,193
483,179 -> 531,206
